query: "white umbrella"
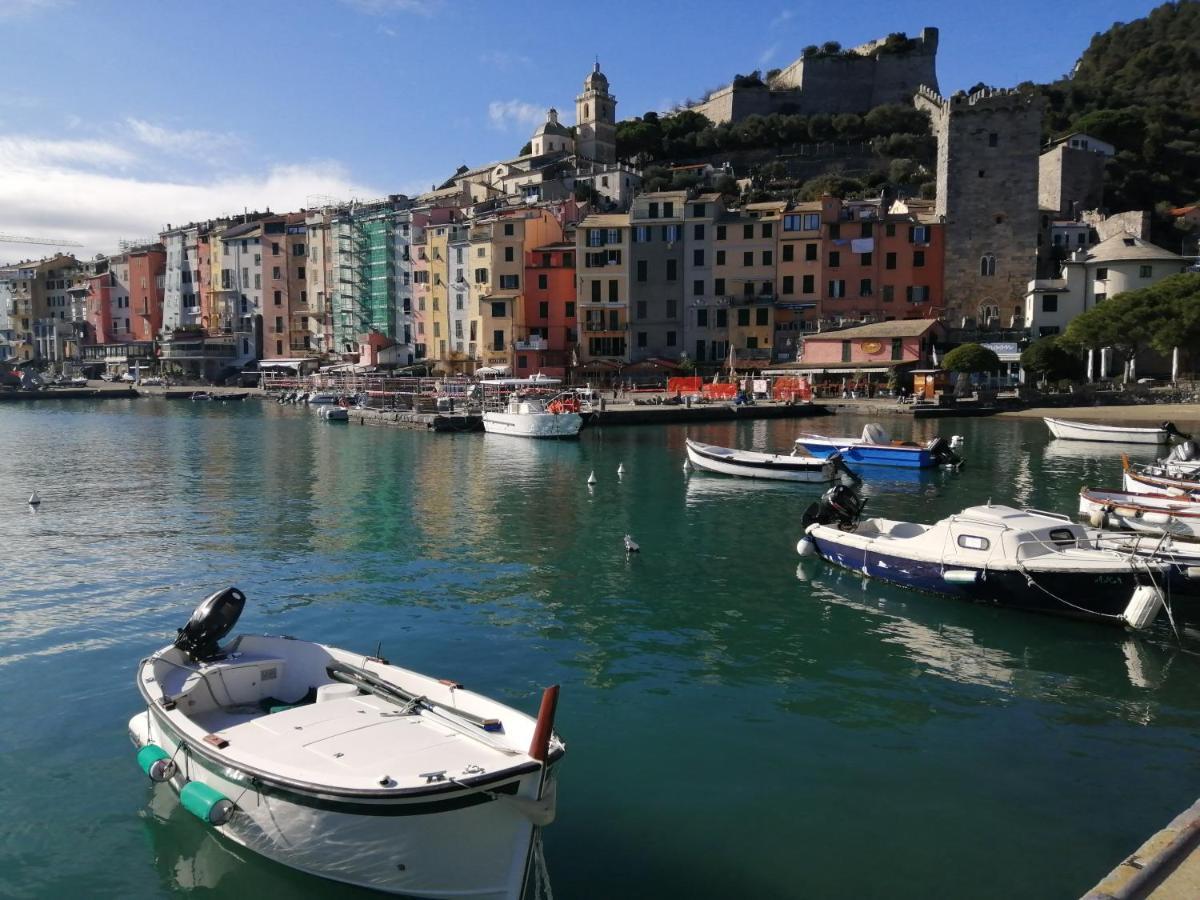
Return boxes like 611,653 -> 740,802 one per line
1172,346 -> 1180,384
1086,348 -> 1094,383
930,346 -> 939,367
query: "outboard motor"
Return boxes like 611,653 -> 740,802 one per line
926,437 -> 964,469
1167,438 -> 1200,463
174,587 -> 246,662
801,483 -> 866,531
1163,421 -> 1193,442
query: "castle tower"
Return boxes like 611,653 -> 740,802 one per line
915,86 -> 1043,327
576,62 -> 616,165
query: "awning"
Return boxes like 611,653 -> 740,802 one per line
770,365 -> 897,375
259,359 -> 311,370
476,365 -> 511,376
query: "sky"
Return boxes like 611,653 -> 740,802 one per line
0,0 -> 1165,259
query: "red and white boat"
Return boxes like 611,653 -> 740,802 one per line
1079,487 -> 1200,538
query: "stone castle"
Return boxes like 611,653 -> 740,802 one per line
688,27 -> 939,125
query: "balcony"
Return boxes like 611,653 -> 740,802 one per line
582,320 -> 627,333
723,294 -> 776,306
514,337 -> 548,351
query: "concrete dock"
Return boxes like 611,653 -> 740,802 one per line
1083,800 -> 1200,899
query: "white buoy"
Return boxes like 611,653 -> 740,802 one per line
28,490 -> 40,507
796,536 -> 816,558
587,471 -> 597,485
617,463 -> 625,476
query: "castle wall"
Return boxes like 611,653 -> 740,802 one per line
1038,144 -> 1106,219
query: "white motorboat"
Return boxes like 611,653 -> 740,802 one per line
799,487 -> 1169,628
1079,487 -> 1200,538
130,589 -> 564,899
318,406 -> 349,421
481,390 -> 582,439
1044,417 -> 1183,444
307,392 -> 340,405
685,438 -> 843,483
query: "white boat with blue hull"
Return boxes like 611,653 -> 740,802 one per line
130,589 -> 564,899
796,424 -> 963,470
798,487 -> 1169,629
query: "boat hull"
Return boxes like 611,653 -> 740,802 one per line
482,411 -> 582,438
1045,417 -> 1168,444
129,708 -> 551,899
686,440 -> 834,482
807,530 -> 1153,624
799,438 -> 933,468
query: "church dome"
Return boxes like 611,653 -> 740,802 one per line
584,62 -> 608,91
533,107 -> 571,138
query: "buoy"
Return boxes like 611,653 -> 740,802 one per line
28,490 -> 40,507
136,744 -> 177,783
180,780 -> 234,826
1088,508 -> 1105,528
587,471 -> 597,485
617,463 -> 625,476
796,536 -> 816,558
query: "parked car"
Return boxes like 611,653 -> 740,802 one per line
141,376 -> 163,386
119,372 -> 136,383
70,376 -> 89,386
100,372 -> 116,382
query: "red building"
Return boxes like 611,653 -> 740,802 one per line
516,242 -> 577,377
86,271 -> 114,344
126,245 -> 166,341
261,212 -> 310,359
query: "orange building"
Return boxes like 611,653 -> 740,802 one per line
517,242 -> 577,377
126,245 -> 165,341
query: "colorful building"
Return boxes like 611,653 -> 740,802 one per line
576,213 -> 630,367
517,241 -> 576,377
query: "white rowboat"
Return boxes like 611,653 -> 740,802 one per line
1044,417 -> 1173,444
1079,487 -> 1200,538
685,439 -> 838,482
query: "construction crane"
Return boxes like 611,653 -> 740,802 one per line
0,232 -> 84,248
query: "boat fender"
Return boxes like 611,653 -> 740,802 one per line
796,536 -> 816,558
179,781 -> 234,826
1185,567 -> 1200,580
942,569 -> 979,585
136,744 -> 177,783
1122,585 -> 1164,630
1088,509 -> 1106,528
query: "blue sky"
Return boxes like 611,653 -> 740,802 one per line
0,0 -> 1164,257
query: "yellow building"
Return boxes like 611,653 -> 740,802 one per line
714,206 -> 779,365
575,212 -> 630,364
426,223 -> 452,363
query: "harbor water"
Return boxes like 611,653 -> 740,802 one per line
3,398 -> 1200,899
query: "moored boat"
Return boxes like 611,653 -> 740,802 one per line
1122,456 -> 1200,498
796,423 -> 963,469
799,486 -> 1170,628
481,381 -> 581,439
685,438 -> 843,483
1044,417 -> 1183,445
129,589 -> 564,899
1079,487 -> 1200,538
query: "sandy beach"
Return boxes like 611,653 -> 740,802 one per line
998,404 -> 1200,427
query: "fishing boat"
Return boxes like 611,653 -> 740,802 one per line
795,424 -> 963,469
685,438 -> 845,483
1044,417 -> 1184,445
1122,456 -> 1200,498
480,378 -> 581,439
1079,487 -> 1200,538
190,391 -> 214,402
798,486 -> 1169,628
129,589 -> 564,899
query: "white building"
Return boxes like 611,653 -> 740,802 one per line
1025,232 -> 1189,338
161,225 -> 201,333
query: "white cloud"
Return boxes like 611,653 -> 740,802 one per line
479,50 -> 531,69
0,146 -> 383,258
125,117 -> 242,157
0,0 -> 68,18
769,9 -> 795,29
338,0 -> 439,15
0,136 -> 136,170
487,99 -> 545,132
757,43 -> 780,68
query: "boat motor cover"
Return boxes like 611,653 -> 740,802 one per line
1169,440 -> 1200,463
801,484 -> 867,530
174,587 -> 246,662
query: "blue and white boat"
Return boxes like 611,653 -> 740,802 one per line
795,424 -> 963,469
796,486 -> 1169,629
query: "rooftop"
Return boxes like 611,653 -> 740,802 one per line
804,319 -> 942,340
1083,232 -> 1180,265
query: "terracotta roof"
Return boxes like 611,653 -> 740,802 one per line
579,214 -> 629,227
1085,232 -> 1180,264
803,319 -> 941,340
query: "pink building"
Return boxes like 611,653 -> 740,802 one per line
792,319 -> 943,390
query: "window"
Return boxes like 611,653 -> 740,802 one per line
783,214 -> 800,231
273,290 -> 282,305
696,308 -> 708,327
693,249 -> 705,266
829,224 -> 840,240
714,278 -> 725,295
636,301 -> 647,319
637,260 -> 648,282
957,535 -> 990,551
1095,267 -> 1108,280
693,279 -> 704,296
755,307 -> 768,326
271,242 -> 280,255
538,274 -> 548,290
272,266 -> 281,279
978,254 -> 994,276
829,251 -> 840,268
828,280 -> 846,298
504,246 -> 514,262
608,280 -> 618,302
492,330 -> 505,351
988,132 -> 998,147
802,213 -> 820,231
1140,265 -> 1153,278
912,225 -> 929,243
743,251 -> 753,267
859,278 -> 872,296
763,250 -> 773,266
885,252 -> 897,270
693,224 -> 705,241
782,244 -> 794,262
716,225 -> 726,240
802,274 -> 814,294
539,301 -> 549,319
666,330 -> 676,346
637,331 -> 647,348
841,340 -> 851,362
907,286 -> 930,302
782,275 -> 795,294
914,251 -> 926,268
716,308 -> 727,327
663,202 -> 674,217
297,267 -> 305,280
860,252 -> 872,266
648,202 -> 659,219
737,309 -> 750,326
882,285 -> 894,303
565,301 -> 575,318
633,225 -> 649,243
805,243 -> 817,262
503,223 -> 514,236
591,281 -> 601,302
666,260 -> 677,281
475,268 -> 488,284
588,229 -> 605,247
662,225 -> 680,242
743,224 -> 753,239
890,338 -> 902,360
716,250 -> 726,266
666,299 -> 677,318
292,244 -> 305,256
692,203 -> 707,217
1041,295 -> 1058,313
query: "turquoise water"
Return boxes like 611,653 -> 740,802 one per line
2,398 -> 1200,899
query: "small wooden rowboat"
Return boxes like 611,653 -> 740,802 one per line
1079,487 -> 1200,538
685,439 -> 841,483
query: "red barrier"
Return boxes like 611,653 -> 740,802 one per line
702,383 -> 738,400
667,376 -> 703,395
772,377 -> 812,402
